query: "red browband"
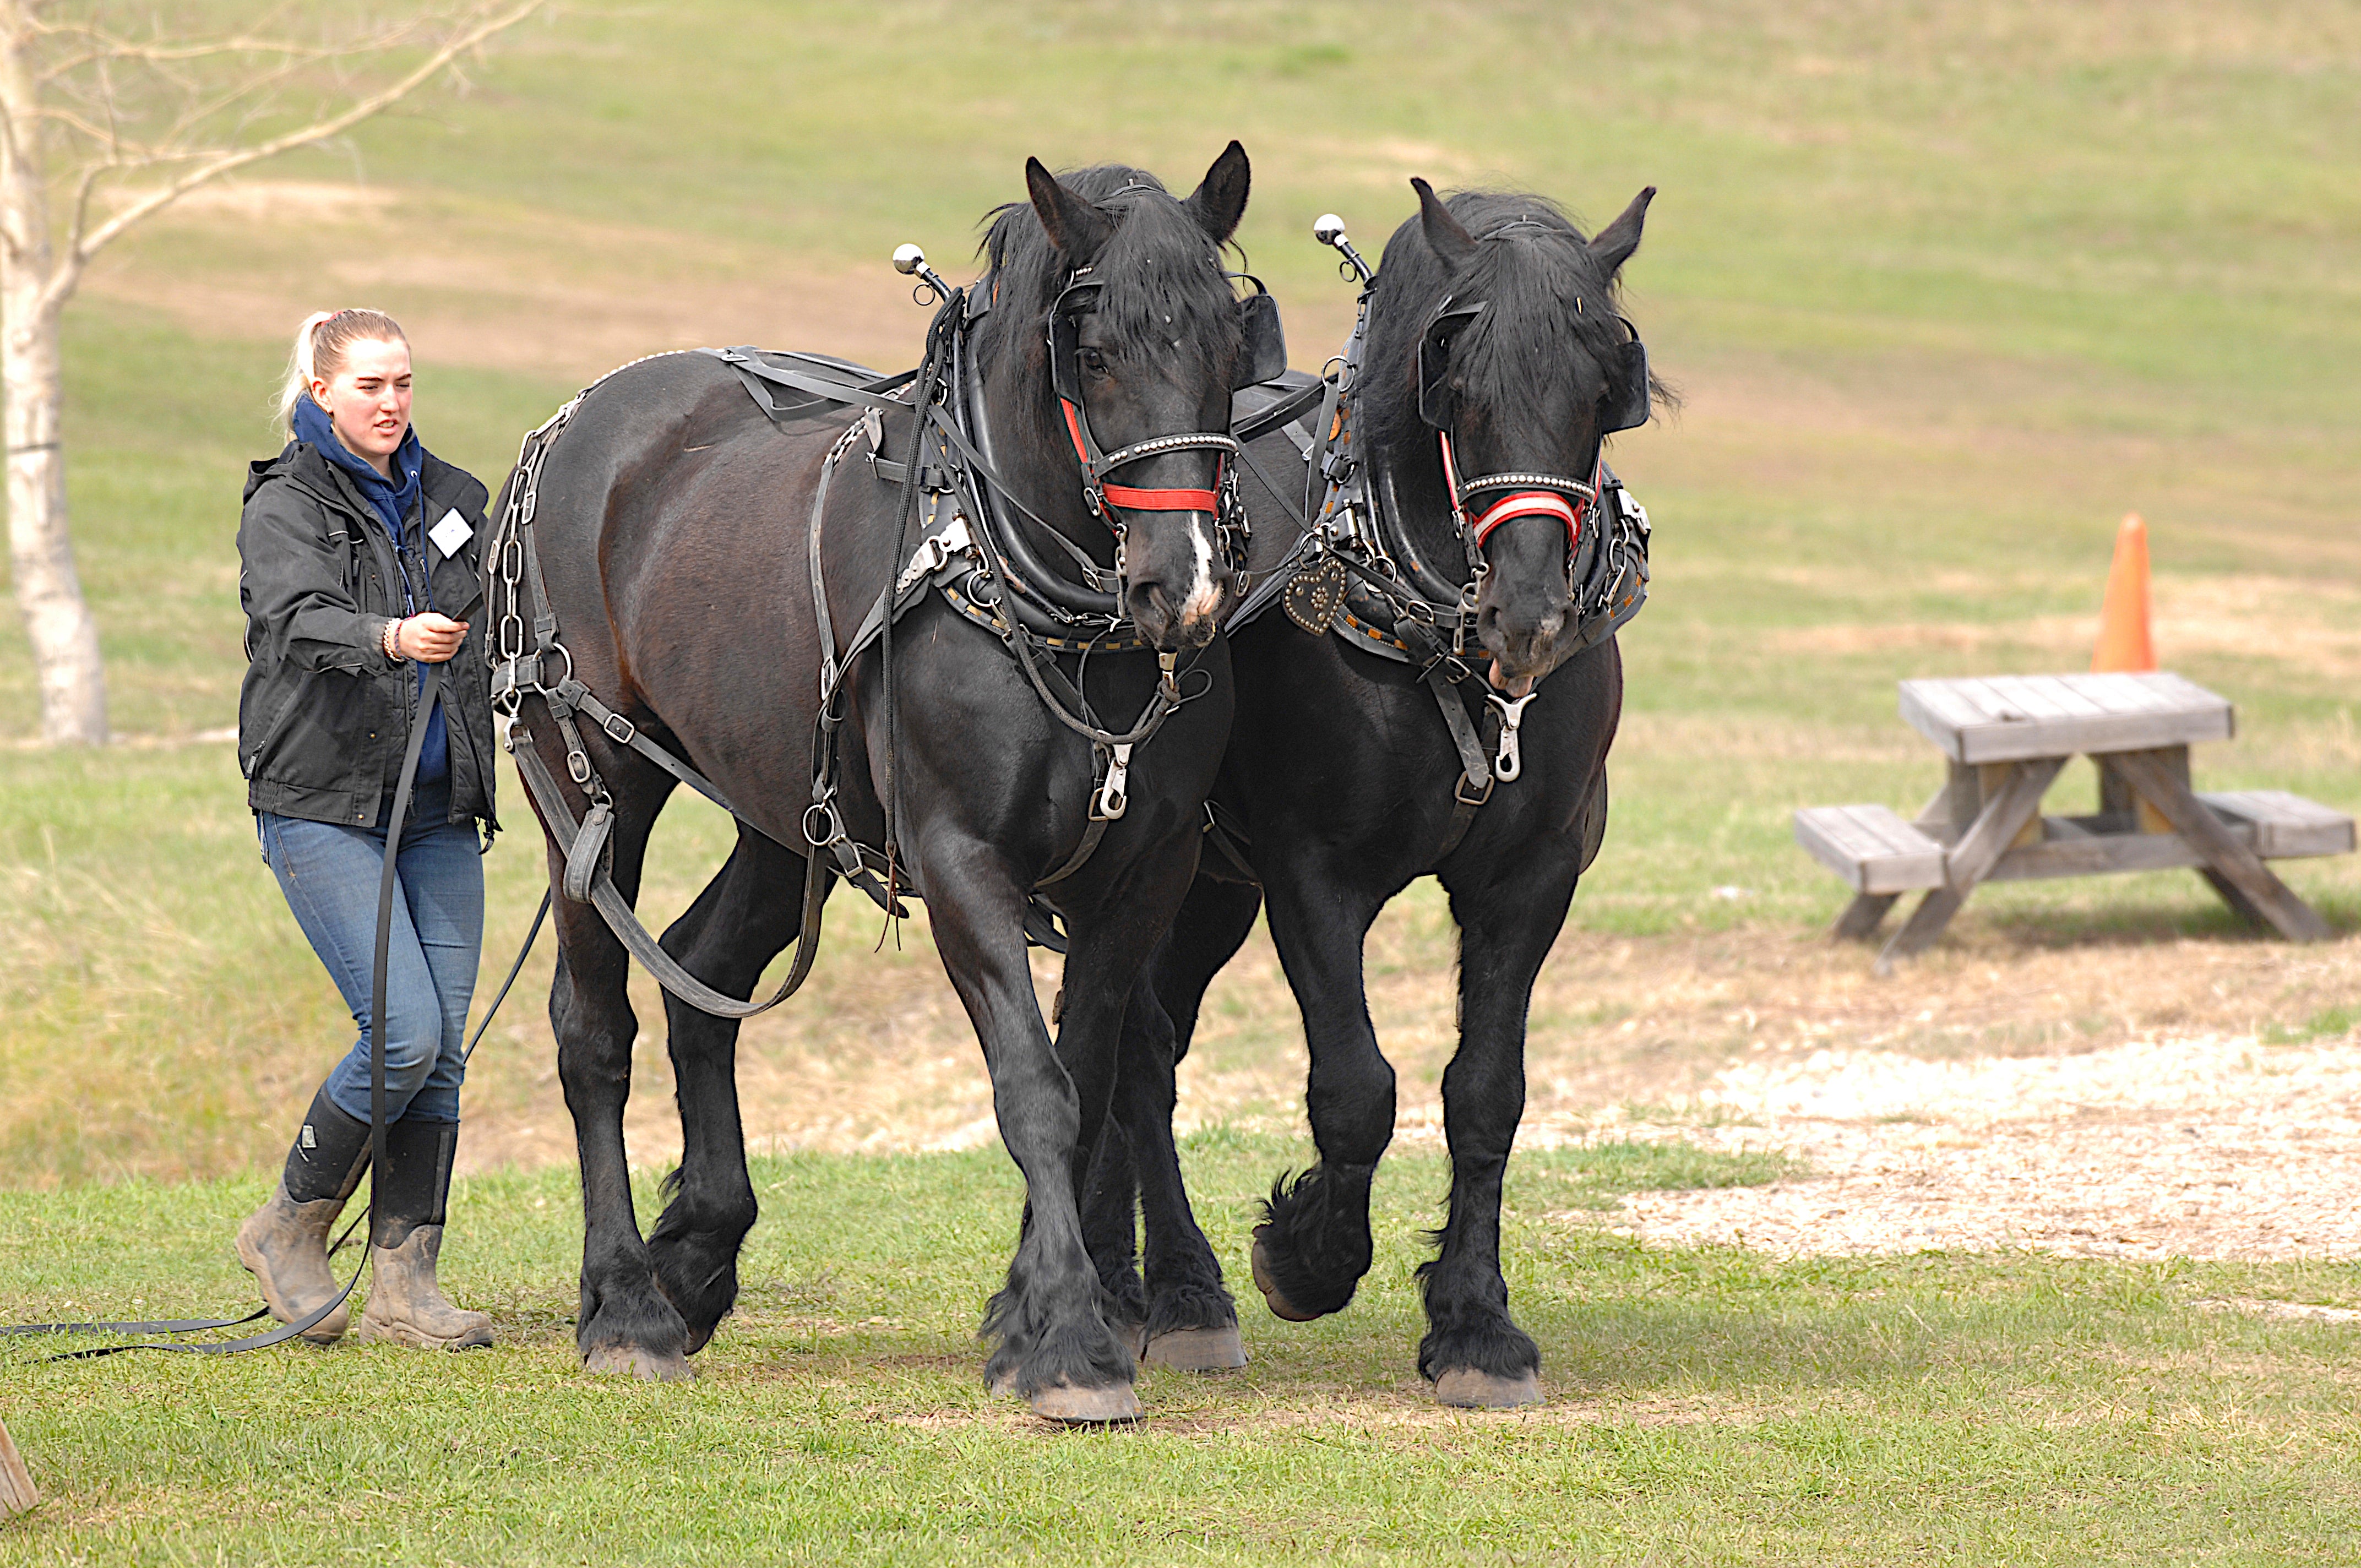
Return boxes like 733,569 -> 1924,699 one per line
1470,490 -> 1585,548
1439,431 -> 1596,552
1064,400 -> 1221,515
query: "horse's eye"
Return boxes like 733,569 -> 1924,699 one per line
1080,348 -> 1108,374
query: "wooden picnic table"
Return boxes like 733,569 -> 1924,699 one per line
1794,672 -> 2354,966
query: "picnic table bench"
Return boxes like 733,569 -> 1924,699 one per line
1793,672 -> 2353,965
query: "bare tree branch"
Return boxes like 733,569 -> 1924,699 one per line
36,0 -> 547,319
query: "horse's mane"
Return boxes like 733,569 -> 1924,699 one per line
1359,190 -> 1635,462
972,164 -> 1243,435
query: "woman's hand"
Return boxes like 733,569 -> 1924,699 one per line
394,613 -> 469,664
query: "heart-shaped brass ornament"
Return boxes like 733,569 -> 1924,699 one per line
1282,554 -> 1347,636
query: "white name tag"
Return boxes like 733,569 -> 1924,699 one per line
428,507 -> 473,560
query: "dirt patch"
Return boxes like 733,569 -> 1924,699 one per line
1765,574 -> 2361,682
85,181 -> 933,382
451,905 -> 2361,1270
1602,1030 -> 2361,1260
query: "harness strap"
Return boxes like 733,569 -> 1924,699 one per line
712,349 -> 914,417
1231,376 -> 1326,447
1427,666 -> 1496,863
513,738 -> 828,1021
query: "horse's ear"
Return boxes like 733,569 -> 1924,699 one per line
1026,157 -> 1114,265
1412,177 -> 1476,270
1586,186 -> 1656,277
1184,140 -> 1251,245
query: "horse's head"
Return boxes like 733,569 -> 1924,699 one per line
1380,179 -> 1656,693
986,144 -> 1266,652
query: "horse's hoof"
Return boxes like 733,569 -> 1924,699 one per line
582,1344 -> 693,1382
989,1366 -> 1019,1397
1144,1325 -> 1248,1372
1249,1233 -> 1319,1322
1116,1320 -> 1149,1361
1029,1382 -> 1141,1425
1433,1368 -> 1542,1408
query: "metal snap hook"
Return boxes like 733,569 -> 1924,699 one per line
1093,742 -> 1134,821
1488,690 -> 1538,781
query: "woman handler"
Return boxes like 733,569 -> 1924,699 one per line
233,308 -> 499,1349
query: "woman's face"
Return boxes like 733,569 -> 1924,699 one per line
310,337 -> 412,472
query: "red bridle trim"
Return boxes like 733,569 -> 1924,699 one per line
1064,399 -> 1221,515
1470,490 -> 1585,549
1102,483 -> 1220,511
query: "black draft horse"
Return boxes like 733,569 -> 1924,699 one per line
509,149 -> 1260,1422
1089,181 -> 1657,1405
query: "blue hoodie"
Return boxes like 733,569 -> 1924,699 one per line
291,396 -> 446,785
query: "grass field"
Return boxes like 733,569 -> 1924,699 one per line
4,0 -> 2354,1184
9,1134 -> 2361,1565
2,3 -> 2359,1559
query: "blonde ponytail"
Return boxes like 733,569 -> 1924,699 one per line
276,307 -> 409,431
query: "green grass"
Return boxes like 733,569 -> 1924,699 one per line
2,0 -> 2357,1177
7,1134 -> 2361,1565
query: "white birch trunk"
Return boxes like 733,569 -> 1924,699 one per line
0,2 -> 105,744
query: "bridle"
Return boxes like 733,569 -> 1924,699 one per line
1047,263 -> 1286,590
1415,286 -> 1651,581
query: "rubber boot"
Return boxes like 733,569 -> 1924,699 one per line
358,1120 -> 493,1350
236,1086 -> 370,1344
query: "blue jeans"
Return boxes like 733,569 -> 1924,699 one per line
260,781 -> 483,1125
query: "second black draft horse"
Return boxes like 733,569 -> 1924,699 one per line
1089,181 -> 1660,1406
505,148 -> 1264,1422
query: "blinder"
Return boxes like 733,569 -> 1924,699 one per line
1602,324 -> 1651,435
1047,275 -> 1101,406
1416,298 -> 1484,429
1417,296 -> 1652,435
1234,278 -> 1289,389
1054,273 -> 1290,395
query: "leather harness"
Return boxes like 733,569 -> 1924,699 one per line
1218,237 -> 1652,872
483,255 -> 1264,1016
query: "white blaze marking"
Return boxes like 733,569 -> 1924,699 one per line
1182,514 -> 1221,620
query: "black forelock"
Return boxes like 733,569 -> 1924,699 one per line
975,164 -> 1242,395
1361,189 -> 1633,460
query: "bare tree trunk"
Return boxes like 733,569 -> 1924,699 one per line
0,3 -> 105,744
0,1414 -> 33,1516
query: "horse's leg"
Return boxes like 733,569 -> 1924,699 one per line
1418,851 -> 1581,1408
644,828 -> 814,1353
1247,872 -> 1392,1322
1082,875 -> 1261,1357
547,783 -> 692,1381
1078,1114 -> 1147,1357
927,845 -> 1141,1423
1111,876 -> 1264,1370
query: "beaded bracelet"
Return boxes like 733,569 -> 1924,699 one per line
382,618 -> 406,661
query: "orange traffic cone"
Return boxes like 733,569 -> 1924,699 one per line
2091,513 -> 2155,673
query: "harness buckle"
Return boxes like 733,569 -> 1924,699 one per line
1455,770 -> 1495,808
566,749 -> 593,786
601,711 -> 637,745
1093,742 -> 1133,821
